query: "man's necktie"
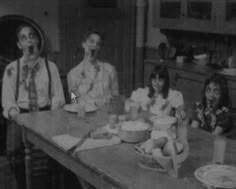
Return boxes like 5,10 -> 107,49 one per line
28,66 -> 39,112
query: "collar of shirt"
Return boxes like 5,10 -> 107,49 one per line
21,57 -> 41,79
82,59 -> 100,70
21,56 -> 41,69
80,59 -> 101,80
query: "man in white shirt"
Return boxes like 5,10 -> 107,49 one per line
2,24 -> 65,119
1,24 -> 65,189
67,30 -> 119,108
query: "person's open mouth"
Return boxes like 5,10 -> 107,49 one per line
91,49 -> 95,57
29,45 -> 34,55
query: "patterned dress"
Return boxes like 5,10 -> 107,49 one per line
192,102 -> 232,133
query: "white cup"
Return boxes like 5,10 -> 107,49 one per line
129,106 -> 139,121
176,56 -> 186,66
212,136 -> 227,164
109,114 -> 118,129
77,105 -> 85,118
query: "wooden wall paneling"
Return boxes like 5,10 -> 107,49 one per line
58,0 -> 136,96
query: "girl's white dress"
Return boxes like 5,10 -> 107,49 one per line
126,87 -> 184,116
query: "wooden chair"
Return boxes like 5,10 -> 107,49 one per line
0,156 -> 18,189
224,112 -> 236,140
6,120 -> 51,189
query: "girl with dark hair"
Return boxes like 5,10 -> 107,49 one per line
125,64 -> 185,119
191,73 -> 232,135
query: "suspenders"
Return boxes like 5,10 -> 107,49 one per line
15,58 -> 52,106
45,58 -> 52,101
15,59 -> 20,101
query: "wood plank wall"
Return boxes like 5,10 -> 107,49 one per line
49,0 -> 136,97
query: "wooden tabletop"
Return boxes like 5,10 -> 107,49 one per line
15,109 -> 236,189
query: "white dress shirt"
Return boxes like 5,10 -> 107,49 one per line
126,87 -> 184,116
2,57 -> 65,118
67,60 -> 119,106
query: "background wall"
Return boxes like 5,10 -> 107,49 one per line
146,0 -> 166,48
0,0 -> 60,52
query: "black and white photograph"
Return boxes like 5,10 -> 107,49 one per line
0,0 -> 236,189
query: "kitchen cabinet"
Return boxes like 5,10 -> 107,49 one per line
153,0 -> 236,35
168,67 -> 205,108
219,0 -> 236,35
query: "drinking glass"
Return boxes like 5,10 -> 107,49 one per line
129,105 -> 139,121
77,104 -> 85,118
212,136 -> 227,164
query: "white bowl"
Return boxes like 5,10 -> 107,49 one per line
118,121 -> 150,143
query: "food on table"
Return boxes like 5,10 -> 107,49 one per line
90,128 -> 112,139
151,148 -> 164,157
63,103 -> 97,113
135,129 -> 189,171
174,140 -> 184,154
153,136 -> 168,149
118,114 -> 127,123
141,137 -> 168,154
162,140 -> 177,156
143,139 -> 154,154
139,132 -> 184,157
104,123 -> 120,134
121,121 -> 150,131
108,114 -> 118,129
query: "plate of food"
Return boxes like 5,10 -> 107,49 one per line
194,164 -> 236,188
63,103 -> 97,113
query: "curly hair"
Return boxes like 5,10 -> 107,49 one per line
148,64 -> 170,99
202,73 -> 231,109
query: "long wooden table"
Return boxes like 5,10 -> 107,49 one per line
15,109 -> 236,189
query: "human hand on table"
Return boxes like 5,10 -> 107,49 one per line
9,107 -> 20,120
175,106 -> 186,120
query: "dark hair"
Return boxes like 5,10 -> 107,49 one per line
83,29 -> 104,45
202,73 -> 231,109
16,24 -> 40,41
148,64 -> 170,99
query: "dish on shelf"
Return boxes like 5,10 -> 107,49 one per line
218,68 -> 236,76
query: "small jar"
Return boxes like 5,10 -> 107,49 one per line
109,114 -> 118,129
